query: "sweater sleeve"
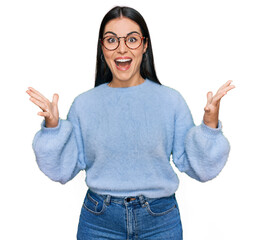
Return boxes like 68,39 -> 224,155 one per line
32,101 -> 86,184
172,92 -> 230,182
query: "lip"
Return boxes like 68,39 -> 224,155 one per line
114,56 -> 132,60
114,57 -> 132,71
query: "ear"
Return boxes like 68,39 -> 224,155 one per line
143,38 -> 148,54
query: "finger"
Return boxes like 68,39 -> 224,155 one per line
26,89 -> 47,103
37,111 -> 51,118
214,84 -> 235,101
212,92 -> 225,105
28,87 -> 49,101
29,97 -> 48,111
225,80 -> 233,86
206,91 -> 213,104
221,80 -> 233,88
212,85 -> 235,105
209,80 -> 235,106
217,80 -> 233,92
204,106 -> 211,112
52,93 -> 59,105
204,92 -> 213,111
224,84 -> 236,93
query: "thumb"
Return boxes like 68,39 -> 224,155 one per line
206,91 -> 213,105
204,91 -> 213,112
52,93 -> 59,105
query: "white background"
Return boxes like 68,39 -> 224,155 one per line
1,0 -> 260,239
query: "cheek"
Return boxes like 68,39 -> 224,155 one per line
103,52 -> 111,61
134,50 -> 144,65
103,54 -> 115,69
102,48 -> 113,63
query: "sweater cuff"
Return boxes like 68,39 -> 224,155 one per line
200,120 -> 223,138
41,118 -> 61,134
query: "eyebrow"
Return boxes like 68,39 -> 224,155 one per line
103,31 -> 141,37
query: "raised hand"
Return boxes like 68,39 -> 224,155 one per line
26,87 -> 59,128
203,80 -> 235,128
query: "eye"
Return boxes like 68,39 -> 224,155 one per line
106,36 -> 117,44
127,36 -> 138,43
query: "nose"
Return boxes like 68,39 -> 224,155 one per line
117,38 -> 128,53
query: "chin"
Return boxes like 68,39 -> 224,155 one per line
114,73 -> 138,82
111,67 -> 134,81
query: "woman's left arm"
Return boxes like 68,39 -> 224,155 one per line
172,80 -> 235,182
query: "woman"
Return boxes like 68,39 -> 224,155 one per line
26,6 -> 235,240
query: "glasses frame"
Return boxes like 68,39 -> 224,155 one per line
100,35 -> 145,51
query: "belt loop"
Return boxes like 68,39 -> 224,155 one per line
138,195 -> 146,207
104,194 -> 111,206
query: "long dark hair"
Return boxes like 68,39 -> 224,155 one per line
94,6 -> 161,87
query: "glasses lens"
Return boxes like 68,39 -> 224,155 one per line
126,34 -> 142,49
103,36 -> 118,50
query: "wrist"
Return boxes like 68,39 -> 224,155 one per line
203,113 -> 218,128
203,120 -> 218,128
45,118 -> 59,128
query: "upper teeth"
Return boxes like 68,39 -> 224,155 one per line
116,59 -> 131,62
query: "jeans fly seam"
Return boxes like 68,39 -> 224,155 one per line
125,204 -> 129,240
133,207 -> 138,240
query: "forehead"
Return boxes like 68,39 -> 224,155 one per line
103,17 -> 142,36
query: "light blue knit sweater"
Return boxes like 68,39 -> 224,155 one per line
32,79 -> 230,198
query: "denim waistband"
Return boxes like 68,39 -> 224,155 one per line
87,188 -> 175,207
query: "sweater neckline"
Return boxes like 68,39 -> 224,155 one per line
104,78 -> 149,92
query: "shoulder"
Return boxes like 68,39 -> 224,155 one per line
70,83 -> 107,110
147,80 -> 191,117
148,79 -> 184,103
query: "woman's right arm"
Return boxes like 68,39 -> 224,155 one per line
27,88 -> 86,184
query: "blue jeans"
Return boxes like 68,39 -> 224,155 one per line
77,188 -> 183,239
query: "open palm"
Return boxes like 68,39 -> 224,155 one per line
26,87 -> 59,128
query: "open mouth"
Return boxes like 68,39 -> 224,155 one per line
114,58 -> 132,71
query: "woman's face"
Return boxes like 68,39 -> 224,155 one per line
102,17 -> 148,84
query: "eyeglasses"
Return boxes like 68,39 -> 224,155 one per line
100,34 -> 145,51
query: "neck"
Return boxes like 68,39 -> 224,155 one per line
109,76 -> 145,88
